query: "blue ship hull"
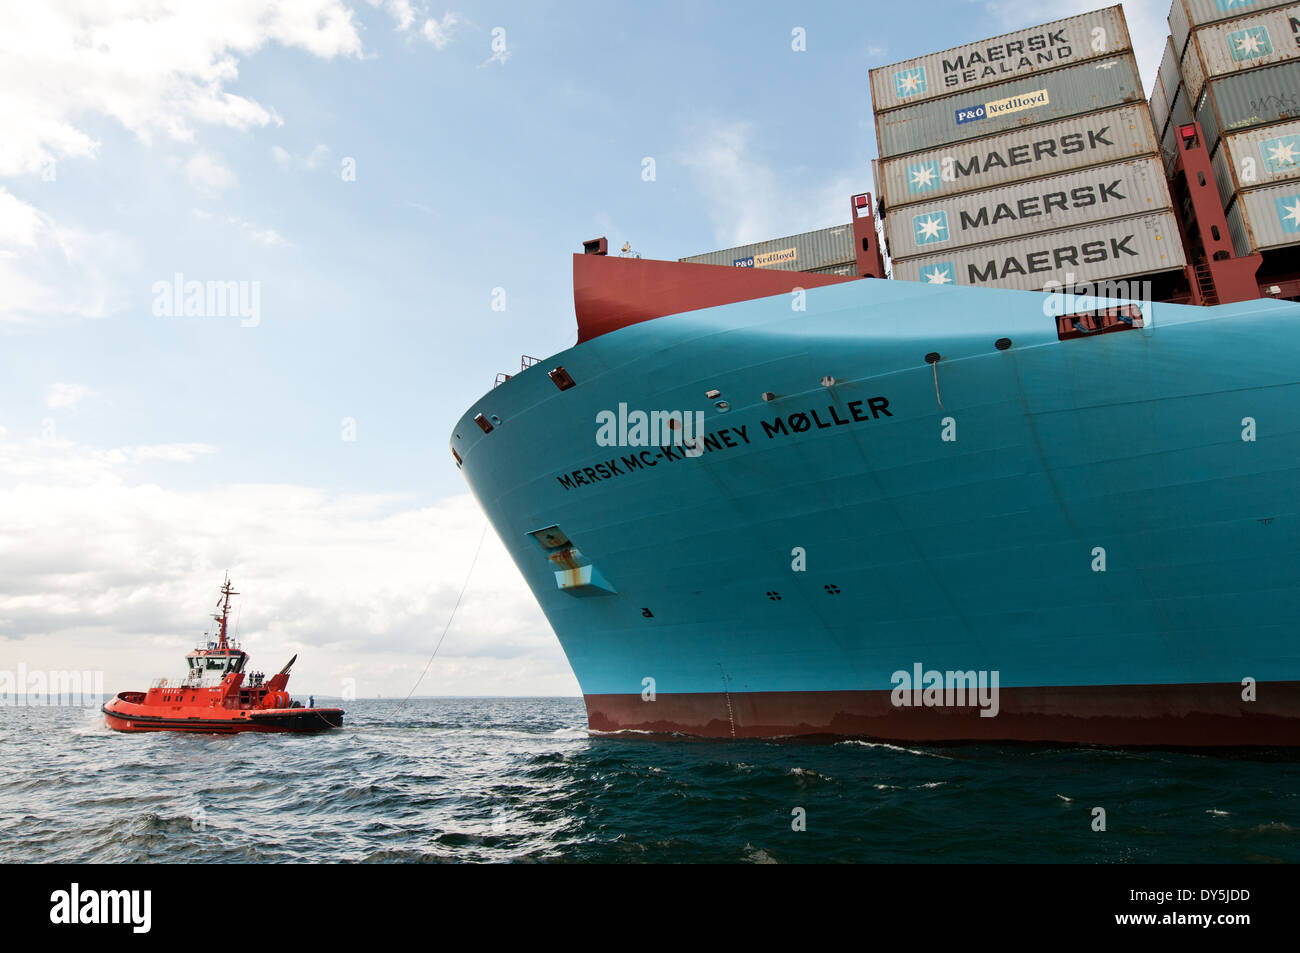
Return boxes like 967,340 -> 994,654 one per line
452,275 -> 1300,744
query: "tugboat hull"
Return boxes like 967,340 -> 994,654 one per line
102,577 -> 345,734
103,693 -> 343,734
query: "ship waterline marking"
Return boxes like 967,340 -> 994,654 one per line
556,396 -> 892,491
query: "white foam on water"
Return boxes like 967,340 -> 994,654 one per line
836,740 -> 954,760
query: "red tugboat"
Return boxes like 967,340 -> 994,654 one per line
103,577 -> 344,733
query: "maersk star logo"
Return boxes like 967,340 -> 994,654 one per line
1227,25 -> 1272,61
922,262 -> 955,285
905,160 -> 941,194
894,67 -> 927,98
1260,134 -> 1300,174
1215,0 -> 1259,10
912,210 -> 950,245
1276,195 -> 1300,234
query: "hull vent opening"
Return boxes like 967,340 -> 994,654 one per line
549,366 -> 576,391
527,525 -> 615,596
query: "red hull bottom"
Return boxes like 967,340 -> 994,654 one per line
103,705 -> 343,734
584,682 -> 1300,746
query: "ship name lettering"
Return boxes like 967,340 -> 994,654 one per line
555,404 -> 887,491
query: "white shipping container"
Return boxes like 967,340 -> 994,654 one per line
877,105 -> 1158,209
875,57 -> 1144,159
1181,4 -> 1300,101
1211,118 -> 1300,205
1225,180 -> 1300,253
892,212 -> 1186,292
870,6 -> 1131,113
885,156 -> 1172,260
1170,0 -> 1294,57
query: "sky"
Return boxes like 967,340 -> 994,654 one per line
0,0 -> 1172,699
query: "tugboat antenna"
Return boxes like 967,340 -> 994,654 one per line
213,574 -> 240,650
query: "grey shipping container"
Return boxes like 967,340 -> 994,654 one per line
1225,179 -> 1300,253
1170,0 -> 1294,57
679,224 -> 854,272
1181,4 -> 1300,102
886,156 -> 1172,260
1158,35 -> 1181,102
891,211 -> 1186,292
1195,59 -> 1300,150
1151,78 -> 1172,139
870,6 -> 1131,113
876,56 -> 1144,159
1210,118 -> 1300,205
1161,81 -> 1197,173
878,105 -> 1158,211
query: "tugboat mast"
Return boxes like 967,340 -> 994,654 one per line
214,575 -> 239,650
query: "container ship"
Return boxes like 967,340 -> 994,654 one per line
451,2 -> 1300,745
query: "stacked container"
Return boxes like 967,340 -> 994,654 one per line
1153,0 -> 1300,257
870,5 -> 1185,292
679,225 -> 856,276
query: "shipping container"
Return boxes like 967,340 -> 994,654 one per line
679,224 -> 854,272
1150,79 -> 1171,140
891,212 -> 1186,292
1225,179 -> 1300,253
1160,81 -> 1197,173
1180,4 -> 1300,102
870,6 -> 1131,113
875,56 -> 1144,159
1170,0 -> 1294,58
878,105 -> 1158,210
1194,59 -> 1300,149
885,157 -> 1172,260
1210,118 -> 1300,205
1158,35 -> 1181,102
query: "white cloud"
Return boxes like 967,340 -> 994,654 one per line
0,429 -> 572,697
372,0 -> 417,32
421,12 -> 463,50
185,151 -> 237,196
680,120 -> 864,247
0,187 -> 46,247
270,142 -> 331,172
0,1 -> 365,179
0,187 -> 129,324
45,382 -> 93,410
192,208 -> 290,247
126,443 -> 218,464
